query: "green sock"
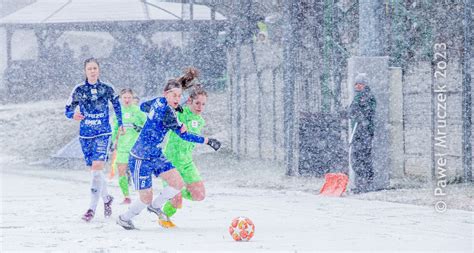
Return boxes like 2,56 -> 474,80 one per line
181,189 -> 193,200
118,175 -> 129,197
162,189 -> 196,217
163,201 -> 177,217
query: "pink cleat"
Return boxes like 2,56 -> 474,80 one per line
82,209 -> 95,222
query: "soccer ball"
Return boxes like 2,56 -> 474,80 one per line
229,216 -> 255,241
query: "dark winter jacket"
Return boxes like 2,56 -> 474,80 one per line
349,86 -> 377,139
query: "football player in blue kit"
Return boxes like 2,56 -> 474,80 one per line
116,75 -> 221,230
65,58 -> 124,222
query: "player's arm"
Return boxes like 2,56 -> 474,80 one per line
177,130 -> 206,144
176,127 -> 221,151
109,87 -> 123,127
111,115 -> 119,144
163,107 -> 221,150
65,87 -> 83,120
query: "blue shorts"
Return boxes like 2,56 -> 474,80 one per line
129,154 -> 174,190
79,135 -> 110,166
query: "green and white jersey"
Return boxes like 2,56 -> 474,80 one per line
163,106 -> 205,165
111,104 -> 147,152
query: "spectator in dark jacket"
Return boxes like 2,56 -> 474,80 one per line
349,73 -> 377,193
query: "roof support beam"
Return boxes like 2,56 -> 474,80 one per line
6,26 -> 12,67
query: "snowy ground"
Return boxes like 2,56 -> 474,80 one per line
1,98 -> 473,252
1,162 -> 473,252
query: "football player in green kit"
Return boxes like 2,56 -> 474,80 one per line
111,88 -> 147,204
160,87 -> 210,228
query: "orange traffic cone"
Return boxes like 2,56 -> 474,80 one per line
319,173 -> 349,197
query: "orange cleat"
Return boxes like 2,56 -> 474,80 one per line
158,219 -> 176,228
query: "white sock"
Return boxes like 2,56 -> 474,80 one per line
121,199 -> 147,221
100,171 -> 110,202
89,170 -> 104,211
152,186 -> 180,209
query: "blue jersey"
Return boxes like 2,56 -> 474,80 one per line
131,97 -> 205,159
65,80 -> 123,138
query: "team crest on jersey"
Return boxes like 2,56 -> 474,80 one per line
124,112 -> 131,119
191,120 -> 199,128
91,89 -> 97,94
148,108 -> 155,119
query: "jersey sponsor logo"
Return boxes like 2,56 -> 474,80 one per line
84,112 -> 106,118
91,89 -> 97,94
124,112 -> 131,119
84,119 -> 102,126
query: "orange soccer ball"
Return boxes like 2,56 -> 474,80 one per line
229,216 -> 255,241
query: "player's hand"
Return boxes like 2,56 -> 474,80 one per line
206,138 -> 221,151
73,112 -> 85,121
180,124 -> 187,133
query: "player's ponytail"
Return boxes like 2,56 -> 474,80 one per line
176,67 -> 199,90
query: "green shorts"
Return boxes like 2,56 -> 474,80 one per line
174,161 -> 201,185
115,151 -> 131,164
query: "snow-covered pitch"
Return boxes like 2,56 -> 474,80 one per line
0,99 -> 472,252
1,163 -> 472,252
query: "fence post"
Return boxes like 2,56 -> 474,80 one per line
282,1 -> 299,176
462,0 -> 472,182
